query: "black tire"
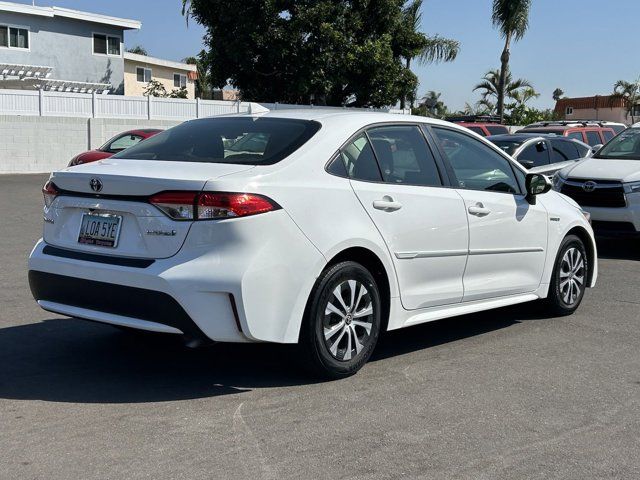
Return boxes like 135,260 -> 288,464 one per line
543,234 -> 588,316
299,261 -> 382,379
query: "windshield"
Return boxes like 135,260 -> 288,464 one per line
490,140 -> 522,156
594,128 -> 640,160
111,117 -> 321,165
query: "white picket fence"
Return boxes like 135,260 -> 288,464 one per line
0,88 -> 410,120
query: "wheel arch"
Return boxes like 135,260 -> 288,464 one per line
566,226 -> 597,287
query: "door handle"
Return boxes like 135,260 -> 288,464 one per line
468,202 -> 491,216
373,196 -> 403,212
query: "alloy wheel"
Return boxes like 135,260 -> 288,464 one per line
323,280 -> 375,362
559,247 -> 585,306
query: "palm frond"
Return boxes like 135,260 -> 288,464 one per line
417,35 -> 460,64
492,0 -> 531,41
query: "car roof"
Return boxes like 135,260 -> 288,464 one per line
200,108 -> 458,131
523,125 -> 609,132
489,133 -> 549,141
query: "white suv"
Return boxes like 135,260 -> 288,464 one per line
29,111 -> 597,377
553,127 -> 640,237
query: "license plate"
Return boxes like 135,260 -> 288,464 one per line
78,213 -> 122,248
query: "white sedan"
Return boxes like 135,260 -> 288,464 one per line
29,110 -> 597,377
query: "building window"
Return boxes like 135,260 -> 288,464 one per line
93,33 -> 120,56
0,25 -> 29,49
136,67 -> 152,83
565,106 -> 574,116
173,73 -> 187,88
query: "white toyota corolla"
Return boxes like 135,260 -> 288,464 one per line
29,110 -> 597,377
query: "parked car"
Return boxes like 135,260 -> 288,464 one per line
520,121 -> 616,147
67,129 -> 163,166
488,133 -> 591,176
527,120 -> 627,135
446,115 -> 510,137
29,111 -> 597,378
553,127 -> 640,238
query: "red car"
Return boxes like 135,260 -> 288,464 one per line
68,129 -> 163,167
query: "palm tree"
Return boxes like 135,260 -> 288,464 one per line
419,91 -> 447,117
510,87 -> 540,108
474,69 -> 533,106
612,79 -> 640,124
399,0 -> 460,108
491,0 -> 532,123
552,88 -> 564,102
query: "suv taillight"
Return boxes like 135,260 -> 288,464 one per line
42,181 -> 59,209
148,192 -> 279,221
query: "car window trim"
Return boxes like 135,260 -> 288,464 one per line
428,125 -> 526,196
325,121 -> 453,189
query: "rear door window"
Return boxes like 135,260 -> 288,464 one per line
466,126 -> 486,136
367,125 -> 442,186
602,130 -> 615,142
111,117 -> 321,165
567,131 -> 584,142
585,131 -> 602,146
518,141 -> 550,167
550,139 -> 580,162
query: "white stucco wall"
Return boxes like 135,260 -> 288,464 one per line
0,116 -> 181,173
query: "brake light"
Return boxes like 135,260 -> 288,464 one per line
149,191 -> 278,221
42,181 -> 59,209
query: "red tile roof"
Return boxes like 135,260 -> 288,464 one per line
555,95 -> 627,114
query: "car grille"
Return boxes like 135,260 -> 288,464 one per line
560,179 -> 626,208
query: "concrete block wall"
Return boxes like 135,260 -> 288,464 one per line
0,116 -> 182,174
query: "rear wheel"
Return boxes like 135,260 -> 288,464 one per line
544,235 -> 588,316
299,261 -> 381,379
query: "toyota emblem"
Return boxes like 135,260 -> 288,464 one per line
582,181 -> 596,193
89,178 -> 103,192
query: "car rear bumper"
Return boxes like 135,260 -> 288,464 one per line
28,210 -> 326,344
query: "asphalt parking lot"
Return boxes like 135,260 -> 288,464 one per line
1,173 -> 639,480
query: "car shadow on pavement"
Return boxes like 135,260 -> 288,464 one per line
596,238 -> 640,261
0,304 -> 551,404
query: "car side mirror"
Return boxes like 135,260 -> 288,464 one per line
591,144 -> 603,155
535,142 -> 546,153
525,173 -> 552,204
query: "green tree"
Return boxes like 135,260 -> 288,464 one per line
491,0 -> 531,123
474,69 -> 533,108
183,53 -> 212,99
397,0 -> 459,108
413,90 -> 448,118
507,86 -> 539,110
182,0 -> 453,108
552,88 -> 564,102
127,45 -> 148,55
612,79 -> 640,124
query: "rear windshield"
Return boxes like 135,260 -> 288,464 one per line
490,139 -> 522,155
486,125 -> 509,135
111,117 -> 321,165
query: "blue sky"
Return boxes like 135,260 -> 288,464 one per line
16,0 -> 640,110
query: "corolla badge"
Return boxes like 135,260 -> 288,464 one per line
89,178 -> 103,192
582,181 -> 597,193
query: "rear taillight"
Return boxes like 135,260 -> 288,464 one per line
42,181 -> 59,209
149,191 -> 279,221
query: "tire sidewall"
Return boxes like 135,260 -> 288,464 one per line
551,235 -> 588,313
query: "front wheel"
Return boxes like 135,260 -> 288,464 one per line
543,235 -> 588,316
299,261 -> 382,379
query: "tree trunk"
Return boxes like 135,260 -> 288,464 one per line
400,57 -> 411,110
497,33 -> 511,124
